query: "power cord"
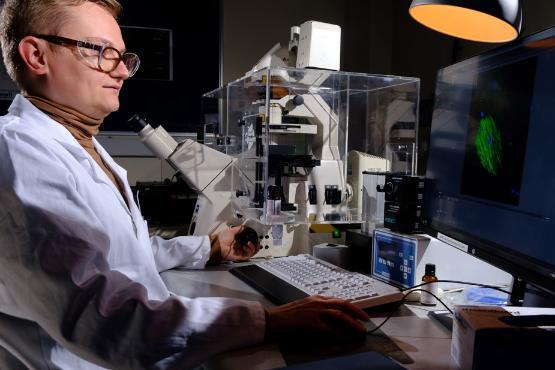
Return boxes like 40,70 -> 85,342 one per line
366,288 -> 450,335
404,280 -> 511,295
366,279 -> 511,335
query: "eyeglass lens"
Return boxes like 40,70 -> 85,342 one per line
99,47 -> 139,76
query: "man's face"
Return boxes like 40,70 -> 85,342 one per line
43,3 -> 129,118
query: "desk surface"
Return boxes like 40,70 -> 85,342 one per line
161,265 -> 458,370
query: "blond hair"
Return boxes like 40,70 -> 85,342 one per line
0,0 -> 122,91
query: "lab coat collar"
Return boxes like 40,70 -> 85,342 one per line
10,95 -> 133,213
93,137 -> 138,215
9,94 -> 89,159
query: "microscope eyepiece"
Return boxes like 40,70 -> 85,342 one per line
128,114 -> 150,132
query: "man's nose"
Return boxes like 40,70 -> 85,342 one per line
111,60 -> 130,80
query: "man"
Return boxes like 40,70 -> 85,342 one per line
0,1 -> 369,369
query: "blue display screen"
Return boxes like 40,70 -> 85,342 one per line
372,230 -> 417,289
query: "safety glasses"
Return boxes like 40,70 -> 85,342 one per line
33,34 -> 140,77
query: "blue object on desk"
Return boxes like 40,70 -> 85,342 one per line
274,351 -> 404,370
463,287 -> 508,306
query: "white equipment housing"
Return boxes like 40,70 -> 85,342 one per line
296,21 -> 341,70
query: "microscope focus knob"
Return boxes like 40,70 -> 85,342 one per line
235,227 -> 259,249
292,95 -> 304,106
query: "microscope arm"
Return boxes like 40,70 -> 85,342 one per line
129,115 -> 240,236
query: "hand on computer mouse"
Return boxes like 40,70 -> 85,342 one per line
265,295 -> 370,343
213,225 -> 260,262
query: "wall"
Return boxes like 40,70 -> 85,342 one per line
221,0 -> 346,83
455,0 -> 555,61
219,0 -> 465,97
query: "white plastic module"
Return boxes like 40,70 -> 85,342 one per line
296,21 -> 341,70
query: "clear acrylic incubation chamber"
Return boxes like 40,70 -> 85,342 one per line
202,67 -> 419,226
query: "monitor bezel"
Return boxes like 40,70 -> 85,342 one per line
424,25 -> 555,297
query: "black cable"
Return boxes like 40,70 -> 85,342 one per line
366,289 -> 452,335
407,289 -> 454,314
404,279 -> 511,295
366,300 -> 404,335
367,279 -> 511,335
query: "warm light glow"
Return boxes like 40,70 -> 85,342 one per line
410,4 -> 518,43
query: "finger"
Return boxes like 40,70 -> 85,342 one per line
322,309 -> 367,333
317,298 -> 370,321
312,295 -> 337,301
227,225 -> 242,236
239,243 -> 255,257
309,321 -> 339,338
247,241 -> 259,255
232,242 -> 255,259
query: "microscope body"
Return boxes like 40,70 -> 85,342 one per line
134,66 -> 420,258
201,67 -> 418,257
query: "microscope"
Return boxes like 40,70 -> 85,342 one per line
132,21 -> 420,258
128,114 -> 260,249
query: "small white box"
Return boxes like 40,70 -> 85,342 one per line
296,21 -> 341,70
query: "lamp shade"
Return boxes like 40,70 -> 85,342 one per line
409,0 -> 522,43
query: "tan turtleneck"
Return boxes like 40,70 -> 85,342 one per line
26,95 -> 128,204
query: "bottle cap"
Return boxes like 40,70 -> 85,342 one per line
425,263 -> 436,276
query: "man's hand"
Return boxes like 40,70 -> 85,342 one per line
265,295 -> 370,343
209,225 -> 260,263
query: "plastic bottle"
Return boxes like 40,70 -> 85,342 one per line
266,185 -> 281,216
420,263 -> 438,306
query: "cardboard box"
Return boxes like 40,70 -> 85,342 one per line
451,305 -> 555,370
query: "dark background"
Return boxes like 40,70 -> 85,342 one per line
460,58 -> 536,205
102,0 -> 220,133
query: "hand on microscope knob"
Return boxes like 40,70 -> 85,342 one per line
213,225 -> 260,262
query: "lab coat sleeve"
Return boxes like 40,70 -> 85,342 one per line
150,235 -> 211,272
0,131 -> 266,369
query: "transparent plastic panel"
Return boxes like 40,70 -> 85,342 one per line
203,67 -> 419,225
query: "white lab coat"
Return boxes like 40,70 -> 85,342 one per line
0,95 -> 265,369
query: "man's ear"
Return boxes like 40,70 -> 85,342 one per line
18,36 -> 49,77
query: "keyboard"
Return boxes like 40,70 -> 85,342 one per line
230,254 -> 404,309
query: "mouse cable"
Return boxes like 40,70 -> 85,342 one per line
366,289 -> 449,335
403,280 -> 511,295
367,279 -> 511,335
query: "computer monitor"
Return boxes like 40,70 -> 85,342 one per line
424,26 -> 555,303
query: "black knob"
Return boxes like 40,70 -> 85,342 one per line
308,185 -> 317,205
128,114 -> 149,132
235,227 -> 259,248
292,95 -> 304,106
376,182 -> 393,193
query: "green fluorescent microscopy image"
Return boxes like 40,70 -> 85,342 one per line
475,114 -> 502,175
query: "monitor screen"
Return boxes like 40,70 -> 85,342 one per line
424,26 -> 555,295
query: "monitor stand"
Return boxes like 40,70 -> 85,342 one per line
523,284 -> 555,307
511,277 -> 555,307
